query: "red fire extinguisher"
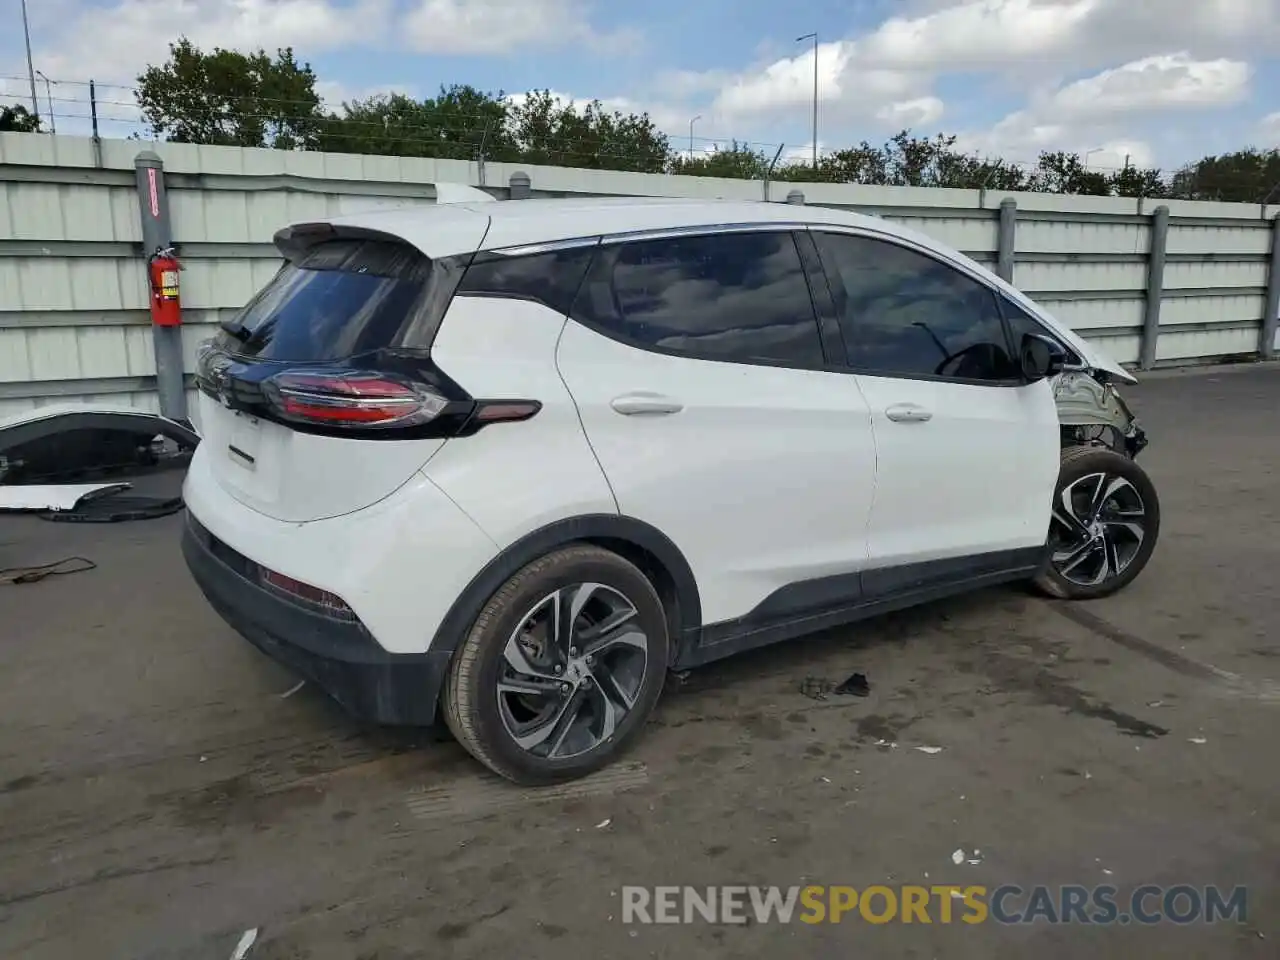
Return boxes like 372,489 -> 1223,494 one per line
148,247 -> 182,327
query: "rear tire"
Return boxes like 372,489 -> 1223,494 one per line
443,544 -> 669,785
1032,445 -> 1160,600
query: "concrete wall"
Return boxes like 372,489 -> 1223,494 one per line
2,132 -> 1277,420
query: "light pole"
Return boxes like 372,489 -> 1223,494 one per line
796,32 -> 818,169
36,70 -> 56,135
1083,147 -> 1104,170
20,0 -> 41,125
689,114 -> 701,162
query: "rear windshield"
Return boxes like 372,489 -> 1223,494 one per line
221,239 -> 445,361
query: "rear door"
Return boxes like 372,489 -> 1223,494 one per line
555,228 -> 878,630
810,229 -> 1060,590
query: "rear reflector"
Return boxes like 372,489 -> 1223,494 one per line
472,400 -> 542,423
262,370 -> 448,430
259,567 -> 357,620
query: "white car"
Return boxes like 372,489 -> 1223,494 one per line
183,197 -> 1159,784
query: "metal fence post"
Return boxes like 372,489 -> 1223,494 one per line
508,171 -> 531,200
785,189 -> 806,205
1261,213 -> 1280,361
1139,205 -> 1170,371
996,198 -> 1017,284
133,150 -> 188,424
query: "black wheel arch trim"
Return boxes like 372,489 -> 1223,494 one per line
427,513 -> 703,664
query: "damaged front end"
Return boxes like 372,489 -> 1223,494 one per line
1054,370 -> 1148,459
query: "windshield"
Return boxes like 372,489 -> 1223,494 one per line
222,239 -> 436,362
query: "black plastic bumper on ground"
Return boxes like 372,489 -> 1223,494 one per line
181,516 -> 449,726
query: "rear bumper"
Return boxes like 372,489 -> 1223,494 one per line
182,514 -> 449,726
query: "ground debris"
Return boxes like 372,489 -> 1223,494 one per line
230,928 -> 258,960
800,671 -> 871,701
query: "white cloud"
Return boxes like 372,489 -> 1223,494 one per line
24,0 -> 389,87
958,53 -> 1249,166
1050,53 -> 1250,117
402,0 -> 640,55
1259,112 -> 1280,146
875,96 -> 945,128
861,0 -> 1100,71
711,41 -> 923,119
860,0 -> 1280,72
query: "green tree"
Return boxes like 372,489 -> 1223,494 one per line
1109,164 -> 1168,199
0,102 -> 42,132
669,141 -> 771,179
317,85 -> 515,160
509,90 -> 669,172
136,37 -> 322,148
1027,151 -> 1112,195
775,132 -> 1033,190
1169,148 -> 1280,202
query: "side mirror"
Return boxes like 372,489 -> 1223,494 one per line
1019,333 -> 1068,382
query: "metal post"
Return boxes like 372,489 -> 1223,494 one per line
688,115 -> 701,162
20,0 -> 40,123
134,150 -> 188,424
786,189 -> 806,205
796,32 -> 818,169
36,70 -> 54,135
762,143 -> 785,202
1261,213 -> 1280,361
996,198 -> 1017,284
509,171 -> 531,200
811,35 -> 818,169
1140,205 -> 1171,371
89,80 -> 103,168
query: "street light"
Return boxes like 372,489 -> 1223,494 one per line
20,0 -> 41,126
1083,147 -> 1104,170
689,114 -> 702,162
36,70 -> 56,135
796,32 -> 818,169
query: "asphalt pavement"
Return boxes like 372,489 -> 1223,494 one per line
1,362 -> 1277,959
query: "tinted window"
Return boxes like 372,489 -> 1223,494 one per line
814,233 -> 1016,382
575,231 -> 825,367
457,247 -> 595,316
221,239 -> 441,361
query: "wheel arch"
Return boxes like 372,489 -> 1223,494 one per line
428,514 -> 703,666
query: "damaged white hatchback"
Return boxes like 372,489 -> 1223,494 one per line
182,197 -> 1159,785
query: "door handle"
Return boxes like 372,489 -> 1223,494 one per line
610,393 -> 684,416
884,403 -> 933,423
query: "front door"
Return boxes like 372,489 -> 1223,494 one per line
810,229 -> 1060,594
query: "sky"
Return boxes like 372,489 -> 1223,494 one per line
3,0 -> 1280,172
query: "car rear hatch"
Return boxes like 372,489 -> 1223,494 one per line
195,209 -> 492,523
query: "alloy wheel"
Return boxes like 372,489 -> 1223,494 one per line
1049,470 -> 1148,587
497,582 -> 650,760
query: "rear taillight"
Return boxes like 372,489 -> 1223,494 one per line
262,370 -> 448,430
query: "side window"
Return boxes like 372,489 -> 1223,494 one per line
1000,296 -> 1082,366
457,247 -> 595,316
574,231 -> 826,368
813,232 -> 1017,382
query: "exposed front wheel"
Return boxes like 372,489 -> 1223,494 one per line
443,545 -> 669,784
1032,445 -> 1161,600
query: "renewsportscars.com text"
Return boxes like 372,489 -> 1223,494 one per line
621,884 -> 1248,926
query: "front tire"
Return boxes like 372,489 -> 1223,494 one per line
443,544 -> 669,785
1032,445 -> 1161,600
